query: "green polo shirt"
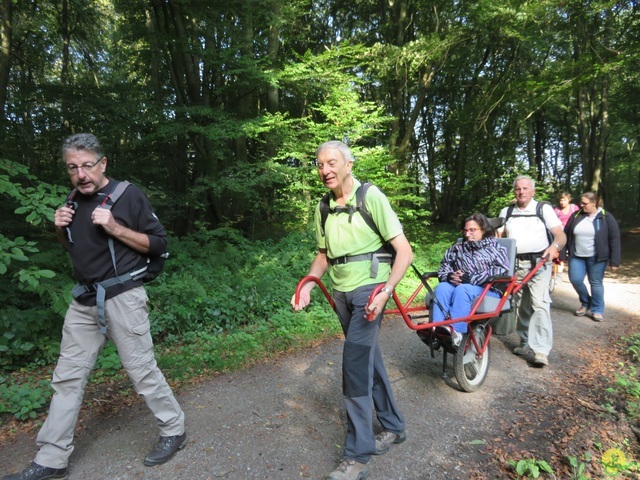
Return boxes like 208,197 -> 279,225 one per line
315,178 -> 404,292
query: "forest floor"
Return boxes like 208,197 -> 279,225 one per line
1,230 -> 639,479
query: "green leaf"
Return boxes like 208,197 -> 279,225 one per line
468,439 -> 486,445
19,342 -> 34,352
539,460 -> 553,473
37,270 -> 56,279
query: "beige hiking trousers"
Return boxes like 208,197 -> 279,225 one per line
34,287 -> 184,469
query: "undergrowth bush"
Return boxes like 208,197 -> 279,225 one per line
606,333 -> 640,420
0,377 -> 52,421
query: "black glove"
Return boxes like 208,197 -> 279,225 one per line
460,272 -> 471,284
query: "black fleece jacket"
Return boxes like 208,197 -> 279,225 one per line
64,178 -> 166,305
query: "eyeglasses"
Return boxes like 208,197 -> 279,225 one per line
462,228 -> 480,233
66,159 -> 102,174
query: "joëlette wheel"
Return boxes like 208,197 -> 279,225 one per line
454,326 -> 490,392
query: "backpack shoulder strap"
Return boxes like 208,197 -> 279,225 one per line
536,200 -> 554,243
319,192 -> 332,236
320,182 -> 385,244
64,189 -> 80,217
97,180 -> 132,275
99,180 -> 132,209
356,182 -> 382,240
505,203 -> 515,220
536,201 -> 551,224
65,188 -> 78,205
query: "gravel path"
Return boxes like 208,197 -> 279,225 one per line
1,259 -> 638,480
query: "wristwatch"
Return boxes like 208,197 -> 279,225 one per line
381,286 -> 393,297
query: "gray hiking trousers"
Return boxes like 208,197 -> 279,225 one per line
333,283 -> 405,464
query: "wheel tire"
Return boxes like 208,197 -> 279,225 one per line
454,326 -> 490,392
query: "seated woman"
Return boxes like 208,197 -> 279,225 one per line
431,213 -> 510,345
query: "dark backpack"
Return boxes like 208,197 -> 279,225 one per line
65,181 -> 168,282
504,200 -> 554,245
319,182 -> 396,263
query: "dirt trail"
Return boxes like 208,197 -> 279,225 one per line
1,233 -> 639,479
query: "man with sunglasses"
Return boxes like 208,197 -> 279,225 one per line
4,134 -> 186,480
498,175 -> 565,367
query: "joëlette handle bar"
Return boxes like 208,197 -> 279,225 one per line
293,276 -> 381,321
294,276 -> 335,311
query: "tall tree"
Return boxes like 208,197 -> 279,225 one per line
0,0 -> 11,118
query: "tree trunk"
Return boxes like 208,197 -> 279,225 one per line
0,0 -> 11,118
266,0 -> 281,115
145,8 -> 162,103
534,110 -> 545,181
60,0 -> 70,133
592,75 -> 609,193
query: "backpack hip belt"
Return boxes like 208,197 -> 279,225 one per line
328,248 -> 393,278
71,265 -> 147,334
515,251 -> 545,271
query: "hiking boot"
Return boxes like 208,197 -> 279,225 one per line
533,353 -> 548,367
592,313 -> 603,322
326,458 -> 368,480
575,306 -> 588,316
513,345 -> 532,356
2,462 -> 68,480
374,430 -> 407,455
144,432 -> 188,466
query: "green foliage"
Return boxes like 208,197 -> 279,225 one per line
269,48 -> 424,235
0,235 -> 39,276
0,159 -> 68,227
92,343 -> 124,384
508,457 -> 556,479
567,453 -> 591,480
0,377 -> 52,421
605,334 -> 640,421
0,306 -> 63,371
156,305 -> 339,378
147,228 -> 326,338
0,246 -> 72,371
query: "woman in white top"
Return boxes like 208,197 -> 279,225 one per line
563,192 -> 621,322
